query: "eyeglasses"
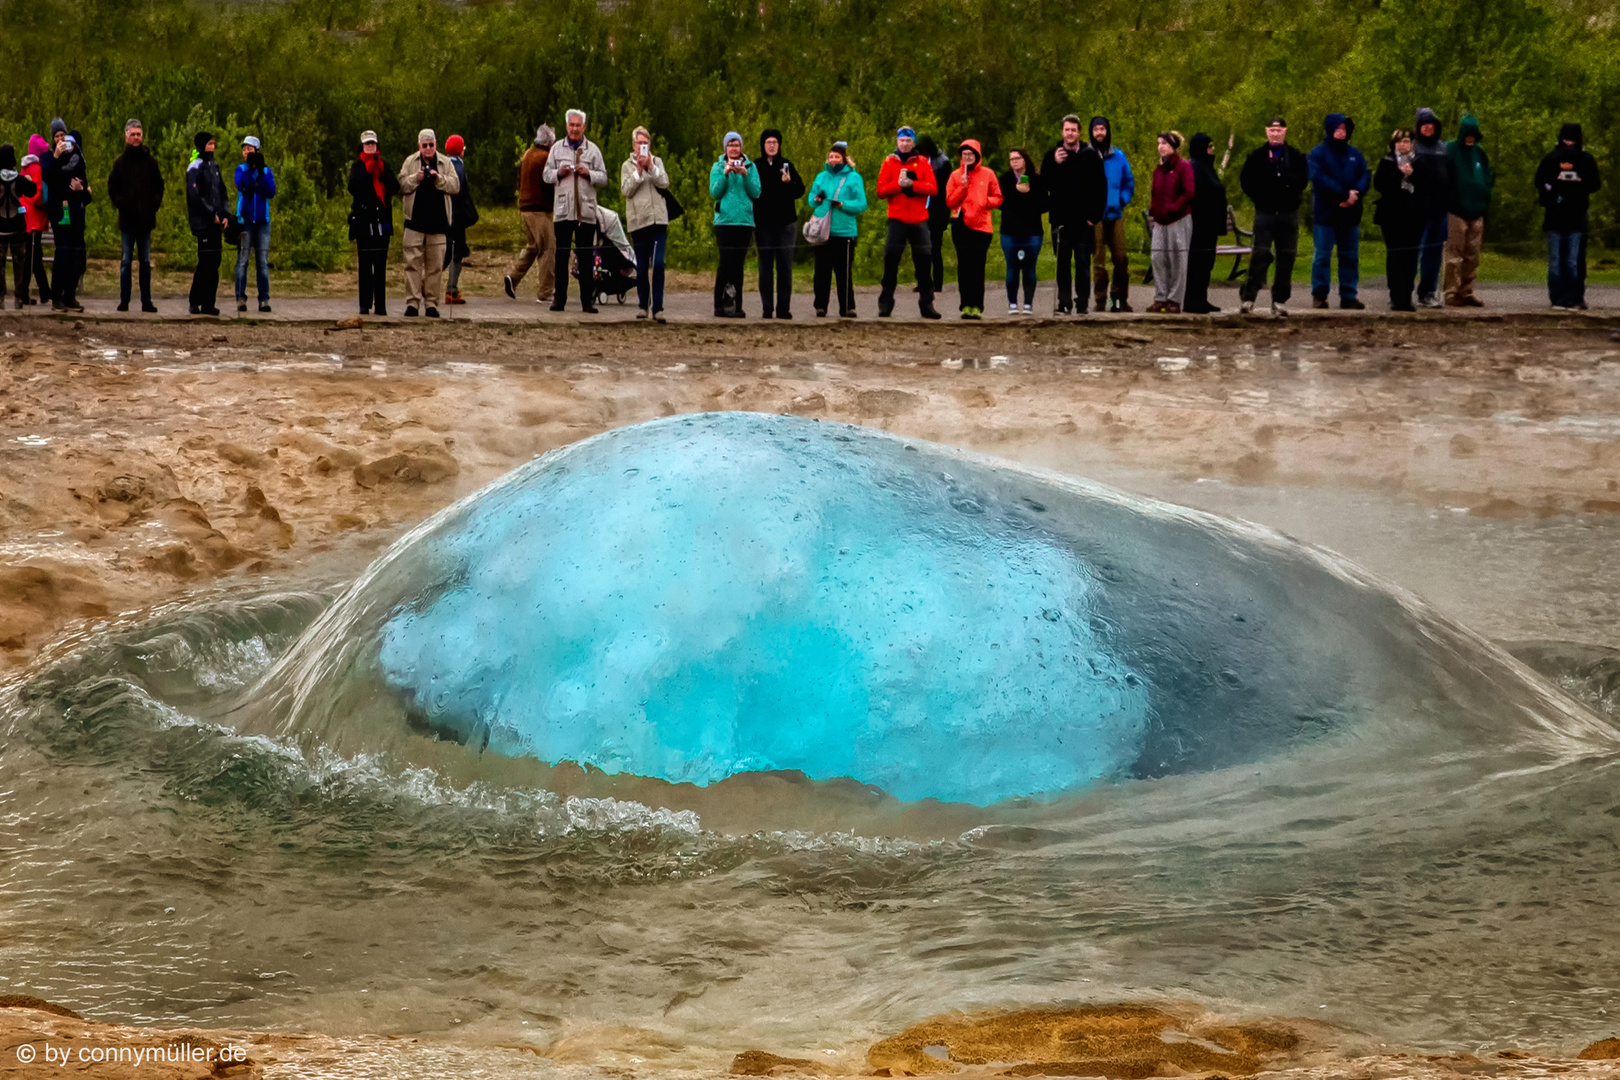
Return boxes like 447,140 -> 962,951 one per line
421,141 -> 436,147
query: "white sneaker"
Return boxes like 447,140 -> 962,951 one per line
1009,303 -> 1020,316
1021,303 -> 1034,314
1271,302 -> 1289,318
1239,300 -> 1254,315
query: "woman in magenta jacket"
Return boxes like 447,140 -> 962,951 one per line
1148,131 -> 1195,313
945,139 -> 1002,319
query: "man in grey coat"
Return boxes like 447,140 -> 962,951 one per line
542,109 -> 608,312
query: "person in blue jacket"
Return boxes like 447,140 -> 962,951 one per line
233,135 -> 277,313
709,131 -> 761,317
1307,113 -> 1369,309
1088,116 -> 1135,312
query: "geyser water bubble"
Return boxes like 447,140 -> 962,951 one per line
243,413 -> 1616,808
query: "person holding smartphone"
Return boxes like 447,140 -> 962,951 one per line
620,125 -> 671,320
753,128 -> 805,319
542,109 -> 609,313
709,131 -> 761,317
875,126 -> 941,319
945,138 -> 1002,320
998,148 -> 1046,315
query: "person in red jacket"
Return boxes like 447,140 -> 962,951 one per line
875,126 -> 942,319
1148,131 -> 1195,313
20,135 -> 50,304
945,139 -> 1002,320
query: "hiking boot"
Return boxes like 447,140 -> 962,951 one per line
1095,299 -> 1108,313
142,303 -> 158,313
259,302 -> 272,313
1166,301 -> 1182,314
445,291 -> 466,305
116,301 -> 129,312
919,302 -> 941,320
1312,295 -> 1329,309
877,297 -> 894,318
237,301 -> 248,313
1340,297 -> 1365,310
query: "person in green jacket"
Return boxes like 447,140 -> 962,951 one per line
1443,113 -> 1494,307
710,131 -> 761,317
806,141 -> 868,318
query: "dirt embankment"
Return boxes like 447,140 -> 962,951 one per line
2,318 -> 1618,667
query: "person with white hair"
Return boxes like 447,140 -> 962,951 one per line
398,127 -> 461,318
504,124 -> 557,303
542,109 -> 608,312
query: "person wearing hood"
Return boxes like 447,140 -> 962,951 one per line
1184,133 -> 1227,314
917,135 -> 952,293
505,125 -> 557,304
875,126 -> 942,319
399,128 -> 461,318
1443,113 -> 1493,307
1089,116 -> 1135,312
1534,123 -> 1602,310
806,141 -> 867,318
21,135 -> 51,304
621,126 -> 672,320
185,131 -> 229,316
0,144 -> 38,309
107,119 -> 164,312
1147,132 -> 1195,314
1042,114 -> 1107,315
544,109 -> 609,313
1410,107 -> 1450,308
442,135 -> 478,305
48,127 -> 91,312
999,148 -> 1046,315
945,138 -> 1002,320
347,130 -> 400,316
1238,116 -> 1309,316
709,131 -> 762,317
1373,129 -> 1427,312
232,135 -> 277,313
753,129 -> 806,319
1306,113 -> 1369,309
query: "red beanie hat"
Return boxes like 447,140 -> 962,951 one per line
445,134 -> 465,156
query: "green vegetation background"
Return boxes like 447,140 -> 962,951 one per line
1,0 -> 1615,282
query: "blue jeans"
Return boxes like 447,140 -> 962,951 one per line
1000,233 -> 1042,304
631,224 -> 667,313
1310,224 -> 1360,300
1416,210 -> 1448,299
120,230 -> 153,306
1546,231 -> 1583,308
235,220 -> 271,304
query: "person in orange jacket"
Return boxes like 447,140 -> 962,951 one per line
945,139 -> 1002,319
875,126 -> 942,319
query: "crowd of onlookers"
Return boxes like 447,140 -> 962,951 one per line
0,109 -> 1604,318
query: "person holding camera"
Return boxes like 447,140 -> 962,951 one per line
185,131 -> 229,316
233,135 -> 277,313
945,138 -> 1002,320
875,126 -> 942,319
806,141 -> 867,318
753,128 -> 805,319
1042,114 -> 1106,315
398,127 -> 461,318
543,109 -> 608,313
621,125 -> 671,320
347,130 -> 399,316
709,131 -> 761,318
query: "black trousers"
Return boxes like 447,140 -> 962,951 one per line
714,224 -> 752,314
190,227 -> 223,312
358,238 -> 389,314
1240,209 -> 1299,304
952,222 -> 992,311
813,236 -> 856,315
28,231 -> 51,301
1,233 -> 26,304
552,220 -> 597,308
1382,226 -> 1420,308
1184,242 -> 1218,312
879,220 -> 932,308
51,221 -> 85,306
927,219 -> 947,291
1051,221 -> 1093,311
755,222 -> 796,316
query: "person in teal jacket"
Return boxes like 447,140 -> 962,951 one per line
710,131 -> 761,316
806,141 -> 867,317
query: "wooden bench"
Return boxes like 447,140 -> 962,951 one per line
1140,206 -> 1253,284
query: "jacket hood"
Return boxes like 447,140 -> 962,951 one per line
759,128 -> 784,157
28,134 -> 48,158
1414,107 -> 1442,137
1558,122 -> 1583,147
1457,114 -> 1482,142
1089,116 -> 1113,152
1323,113 -> 1355,141
1188,133 -> 1214,161
958,138 -> 984,160
0,145 -> 15,171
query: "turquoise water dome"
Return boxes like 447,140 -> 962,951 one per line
244,413 -> 1613,807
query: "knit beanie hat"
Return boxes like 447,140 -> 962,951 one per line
724,131 -> 743,150
50,118 -> 66,138
0,145 -> 15,171
194,131 -> 214,153
830,140 -> 849,157
445,135 -> 465,156
897,126 -> 916,140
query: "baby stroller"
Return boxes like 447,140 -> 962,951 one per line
570,205 -> 638,304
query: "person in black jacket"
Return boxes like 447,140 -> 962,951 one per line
1534,123 -> 1602,310
48,129 -> 91,312
1041,114 -> 1107,315
753,129 -> 806,319
0,144 -> 38,309
1183,133 -> 1227,314
348,130 -> 400,316
916,135 -> 952,293
107,119 -> 164,312
1373,129 -> 1426,312
1411,107 -> 1450,308
999,148 -> 1046,314
186,131 -> 229,316
1237,116 -> 1309,316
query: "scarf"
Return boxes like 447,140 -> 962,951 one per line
363,150 -> 387,203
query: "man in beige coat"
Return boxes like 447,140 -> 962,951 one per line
542,109 -> 608,312
398,128 -> 461,317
